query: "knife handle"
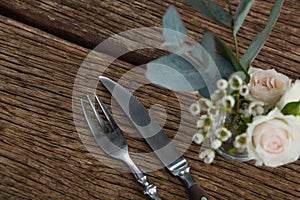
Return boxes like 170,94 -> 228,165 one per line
188,184 -> 209,200
176,166 -> 209,200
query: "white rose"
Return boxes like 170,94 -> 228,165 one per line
277,80 -> 300,110
248,68 -> 291,105
246,108 -> 300,167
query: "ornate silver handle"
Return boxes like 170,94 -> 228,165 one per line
124,154 -> 161,200
138,176 -> 161,200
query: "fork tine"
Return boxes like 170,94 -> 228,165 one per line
80,99 -> 106,139
86,95 -> 110,133
94,92 -> 118,130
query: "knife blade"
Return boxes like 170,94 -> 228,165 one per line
99,76 -> 209,200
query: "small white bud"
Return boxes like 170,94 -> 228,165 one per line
204,151 -> 215,164
211,89 -> 226,102
207,106 -> 219,117
216,127 -> 232,141
191,91 -> 200,95
217,79 -> 228,90
200,114 -> 208,120
197,119 -> 205,128
211,139 -> 222,149
233,133 -> 247,149
256,106 -> 264,115
222,95 -> 235,108
248,101 -> 264,116
192,133 -> 204,144
199,99 -> 212,111
207,150 -> 215,160
229,74 -> 243,90
199,115 -> 212,127
239,85 -> 249,96
189,102 -> 201,115
239,108 -> 250,118
199,149 -> 211,159
255,160 -> 263,166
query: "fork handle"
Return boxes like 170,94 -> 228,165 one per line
124,155 -> 161,200
137,175 -> 161,200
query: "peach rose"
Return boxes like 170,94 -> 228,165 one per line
246,108 -> 300,167
249,68 -> 291,105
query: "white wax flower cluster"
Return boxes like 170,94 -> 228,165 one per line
190,69 -> 300,167
190,74 -> 253,163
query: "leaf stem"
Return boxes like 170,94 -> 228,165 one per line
227,0 -> 240,58
234,36 -> 240,58
227,0 -> 233,20
230,92 -> 241,128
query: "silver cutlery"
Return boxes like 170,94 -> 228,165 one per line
99,76 -> 209,200
81,93 -> 161,200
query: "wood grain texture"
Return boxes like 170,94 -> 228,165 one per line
0,0 -> 299,78
0,0 -> 299,200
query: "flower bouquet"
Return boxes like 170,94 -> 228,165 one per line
190,69 -> 300,166
145,0 -> 300,167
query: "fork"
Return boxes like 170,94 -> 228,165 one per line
81,93 -> 161,200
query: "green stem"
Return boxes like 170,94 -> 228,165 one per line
230,92 -> 241,128
227,0 -> 240,58
227,0 -> 233,20
234,35 -> 240,58
236,92 -> 241,114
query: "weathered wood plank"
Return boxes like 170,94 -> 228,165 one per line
0,15 -> 192,200
0,13 -> 222,199
0,0 -> 299,79
0,3 -> 300,200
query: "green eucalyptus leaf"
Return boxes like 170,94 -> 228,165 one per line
198,31 -> 235,98
215,36 -> 250,82
146,42 -> 234,98
234,0 -> 254,36
215,54 -> 236,79
189,43 -> 225,93
162,5 -> 188,51
146,54 -> 206,92
241,0 -> 284,69
281,101 -> 300,116
198,87 -> 210,98
202,30 -> 235,80
187,0 -> 232,27
201,30 -> 216,61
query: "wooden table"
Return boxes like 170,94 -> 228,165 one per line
1,0 -> 299,199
